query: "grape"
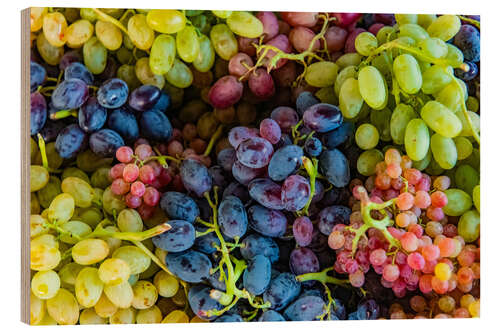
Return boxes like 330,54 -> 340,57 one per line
248,205 -> 287,237
296,91 -> 319,116
193,34 -> 215,73
165,58 -> 193,88
30,61 -> 47,92
112,246 -> 151,274
227,11 -> 264,38
146,10 -> 186,34
302,103 -> 343,133
256,12 -> 279,42
160,191 -> 199,223
263,272 -> 301,310
55,124 -> 88,159
318,205 -> 351,235
30,234 -> 61,271
75,267 -> 104,308
236,137 -> 274,168
83,37 -> 107,75
389,103 -> 417,144
228,53 -> 254,78
64,62 -> 94,85
455,164 -> 479,196
30,166 -> 49,194
46,289 -> 79,325
131,280 -> 158,310
319,149 -> 350,187
193,228 -> 220,255
98,258 -> 131,286
289,26 -> 319,52
289,247 -> 319,276
139,110 -> 173,142
107,108 -> 140,143
210,24 -> 238,61
180,158 -> 212,197
393,54 -> 422,94
61,176 -> 93,208
431,133 -> 458,169
458,209 -> 480,242
283,295 -> 325,321
355,123 -> 379,150
31,270 -> 60,299
128,85 -> 161,111
281,175 -> 310,211
258,310 -> 285,321
152,220 -> 195,252
51,78 -> 89,110
165,250 -> 211,283
188,285 -> 223,320
72,238 -> 109,265
421,101 -> 462,138
232,161 -> 265,185
248,178 -> 284,210
260,34 -> 292,69
427,14 -> 460,41
268,145 -> 303,181
304,136 -> 322,157
270,106 -> 299,133
321,121 -> 354,149
78,97 -> 107,133
208,75 -> 243,109
42,12 -> 68,47
305,61 -> 339,88
89,129 -> 125,157
243,254 -> 271,295
30,92 -> 47,136
404,119 -> 430,161
422,65 -> 453,94
358,66 -> 387,110
355,32 -> 378,56
454,25 -> 480,62
97,78 -> 129,109
457,110 -> 480,137
339,77 -> 363,119
443,189 -> 473,216
249,68 -> 275,99
135,57 -> 165,88
36,33 -> 64,66
217,195 -> 248,239
293,216 -> 313,247
240,234 -> 280,263
399,23 -> 429,42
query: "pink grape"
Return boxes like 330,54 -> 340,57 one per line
228,53 -> 254,79
414,191 -> 431,209
289,27 -> 319,53
349,269 -> 365,287
369,248 -> 387,266
111,178 -> 130,195
135,144 -> 153,160
123,164 -> 139,183
422,244 -> 440,261
143,187 -> 160,206
401,232 -> 418,252
256,12 -> 279,42
407,252 -> 425,270
116,146 -> 134,163
130,181 -> 146,197
139,165 -> 155,184
260,118 -> 282,144
324,26 -> 348,52
383,264 -> 400,282
249,68 -> 275,100
281,12 -> 318,27
110,163 -> 126,179
208,75 -> 244,109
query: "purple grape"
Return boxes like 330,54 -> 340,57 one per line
268,144 -> 303,181
208,165 -> 229,188
160,191 -> 199,223
304,136 -> 322,157
292,216 -> 313,247
166,250 -> 212,283
151,91 -> 171,112
249,68 -> 275,100
455,61 -> 478,81
232,161 -> 266,185
319,149 -> 350,187
188,285 -> 223,320
217,148 -> 237,172
96,56 -> 118,82
275,133 -> 293,149
107,107 -> 139,143
289,247 -> 319,276
208,75 -> 244,109
303,103 -> 343,132
259,118 -> 281,144
59,51 -> 82,70
180,158 -> 212,197
453,24 -> 480,62
228,53 -> 254,78
40,120 -> 66,142
51,78 -> 89,110
270,106 -> 299,132
30,61 -> 46,92
128,85 -> 161,111
318,205 -> 351,235
222,181 -> 250,202
281,175 -> 310,211
217,195 -> 248,239
243,254 -> 271,295
283,295 -> 325,321
248,178 -> 284,210
256,12 -> 279,42
152,220 -> 195,252
64,62 -> 94,85
240,234 -> 280,263
248,205 -> 287,237
296,91 -> 319,116
236,137 -> 274,168
140,110 -> 173,142
30,92 -> 47,135
228,126 -> 260,148
263,272 -> 301,310
78,97 -> 107,133
97,78 -> 129,109
311,179 -> 325,203
55,124 -> 88,159
89,129 -> 124,157
373,13 -> 395,25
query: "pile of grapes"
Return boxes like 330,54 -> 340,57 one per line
29,7 -> 480,325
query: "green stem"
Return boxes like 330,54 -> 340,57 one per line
204,125 -> 224,156
458,16 -> 480,30
132,240 -> 172,275
298,157 -> 318,216
88,220 -> 171,241
296,267 -> 350,287
37,134 -> 49,170
50,109 -> 77,120
91,8 -> 129,35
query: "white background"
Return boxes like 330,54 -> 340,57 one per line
0,0 -> 495,331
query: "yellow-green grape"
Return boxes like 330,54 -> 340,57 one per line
405,119 -> 430,161
336,53 -> 362,68
74,207 -> 103,228
90,167 -> 112,189
149,34 -> 176,75
162,310 -> 189,323
473,185 -> 480,213
31,194 -> 41,214
104,281 -> 134,309
30,292 -> 46,325
30,165 -> 49,192
72,238 -> 109,265
30,214 -> 48,238
102,226 -> 122,255
79,8 -> 98,23
197,112 -> 220,140
31,137 -> 38,160
75,267 -> 104,308
127,14 -> 155,50
315,87 -> 338,105
76,150 -> 113,173
456,111 -> 480,137
117,208 -> 144,232
334,65 -> 357,97
135,57 -> 165,89
445,43 -> 464,67
30,7 -> 48,32
417,14 -> 437,29
412,149 -> 432,171
59,220 -> 92,244
102,186 -> 127,215
357,149 -> 384,176
46,288 -> 80,325
430,133 -> 457,169
42,12 -> 67,47
427,15 -> 461,41
99,8 -> 125,19
458,209 -> 480,242
421,65 -> 452,94
370,108 -> 391,142
155,248 -> 167,264
455,164 -> 479,195
110,307 -> 136,324
36,33 -> 64,66
47,192 -> 75,223
419,37 -> 448,59
443,188 -> 472,216
339,78 -> 364,119
117,64 -> 142,91
98,258 -> 131,286
398,24 -> 429,43
376,26 -> 396,44
62,167 -> 90,183
193,34 -> 215,72
34,142 -> 63,169
79,308 -> 108,324
176,25 -> 200,63
466,96 -> 479,113
435,82 -> 466,113
390,103 -> 417,144
66,19 -> 94,48
112,246 -> 151,275
94,293 -> 118,318
146,10 -> 186,34
355,123 -> 379,150
61,177 -> 94,208
393,54 -> 422,94
421,101 -> 462,138
210,24 -> 238,61
95,20 -> 122,51
31,270 -> 60,300
354,32 -> 378,56
153,271 -> 179,297
454,137 -> 473,160
212,10 -> 233,19
358,66 -> 387,110
131,280 -> 158,310
58,262 -> 84,289
136,305 -> 163,324
35,312 -> 58,325
165,58 -> 193,88
227,11 -> 264,38
395,14 -> 418,25
83,37 -> 107,75
116,47 -> 133,65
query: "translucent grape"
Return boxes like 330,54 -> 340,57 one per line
75,267 -> 104,307
128,14 -> 155,50
30,165 -> 49,192
355,124 -> 379,150
146,10 -> 186,34
421,65 -> 453,94
404,119 -> 430,161
210,24 -> 238,61
393,54 -> 422,94
31,270 -> 60,300
227,11 -> 264,38
399,24 -> 429,42
176,25 -> 200,63
430,133 -> 457,169
95,20 -> 122,51
112,246 -> 151,275
355,32 -> 378,56
427,15 -> 461,41
36,33 -> 64,66
46,289 -> 79,325
42,12 -> 67,47
165,58 -> 193,88
357,149 -> 383,176
339,78 -> 364,119
98,258 -> 131,286
421,101 -> 462,138
83,37 -> 107,74
193,34 -> 215,72
104,281 -> 134,308
304,61 -> 339,88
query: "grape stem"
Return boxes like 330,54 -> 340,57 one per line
49,109 -> 78,120
91,8 -> 129,36
87,219 -> 171,241
37,134 -> 49,170
458,16 -> 480,30
204,125 -> 224,156
296,267 -> 350,287
298,156 -> 318,216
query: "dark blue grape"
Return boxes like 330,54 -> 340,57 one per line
248,178 -> 284,210
152,220 -> 195,252
180,158 -> 212,197
263,272 -> 301,310
283,295 -> 325,321
248,205 -> 287,237
160,191 -> 199,223
296,91 -> 319,116
64,62 -> 94,85
240,234 -> 280,263
304,136 -> 322,157
453,24 -> 480,62
217,148 -> 237,172
330,298 -> 346,320
268,145 -> 303,181
303,103 -> 343,133
89,129 -> 124,157
194,228 -> 220,255
128,85 -> 161,111
217,195 -> 247,239
281,175 -> 310,211
40,120 -> 66,142
30,61 -> 46,92
455,61 -> 478,81
258,310 -> 285,322
51,78 -> 89,110
140,110 -> 173,142
311,179 -> 325,203
222,182 -> 250,203
188,285 -> 223,320
151,91 -> 171,112
31,92 -> 47,135
318,205 -> 351,235
275,133 -> 293,150
322,186 -> 349,206
289,247 -> 319,276
107,107 -> 139,143
319,149 -> 350,187
55,124 -> 88,159
321,121 -> 354,149
236,137 -> 274,168
78,97 -> 107,133
214,314 -> 243,322
355,299 -> 380,320
97,78 -> 129,109
59,51 -> 82,70
209,165 -> 229,188
243,254 -> 271,295
205,265 -> 227,291
165,250 -> 212,283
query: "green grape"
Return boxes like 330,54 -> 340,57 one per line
95,293 -> 118,318
418,59 -> 431,73
334,65 -> 357,97
455,164 -> 479,196
31,234 -> 61,271
427,14 -> 461,41
139,261 -> 160,280
395,14 -> 418,25
98,258 -> 131,286
131,280 -> 158,310
457,78 -> 469,101
66,19 -> 94,48
104,281 -> 134,309
72,238 -> 110,265
445,43 -> 464,67
149,34 -> 176,75
418,37 -> 448,59
30,292 -> 46,325
371,54 -> 392,82
31,270 -> 60,300
80,8 -> 98,23
112,246 -> 151,275
117,64 -> 142,91
74,207 -> 103,228
393,54 -> 422,94
153,271 -> 179,297
436,82 -> 465,113
355,123 -> 379,150
61,167 -> 90,183
95,20 -> 122,51
117,209 -> 144,232
466,96 -> 479,113
191,14 -> 211,35
443,188 -> 472,216
305,61 -> 339,88
315,87 -> 338,105
421,101 -> 462,137
46,289 -> 79,325
103,186 -> 127,215
473,185 -> 480,213
42,12 -> 68,47
75,267 -> 104,308
193,34 -> 215,72
99,8 -> 125,19
404,119 -> 430,161
336,53 -> 362,68
417,14 -> 437,29
458,210 -> 480,242
36,312 -> 58,326
83,37 -> 107,75
390,103 -> 417,144
197,112 -> 220,140
412,149 -> 432,171
109,307 -> 136,324
128,14 -> 155,50
31,137 -> 38,161
430,133 -> 457,169
37,176 -> 61,209
421,65 -> 453,94
59,220 -> 92,244
212,10 -> 233,18
454,137 -> 473,160
456,111 -> 480,137
36,33 -> 64,66
398,24 -> 429,43
34,142 -> 63,169
355,32 -> 378,56
91,167 -> 112,189
116,47 -> 133,65
80,308 -> 108,325
461,148 -> 480,171
31,194 -> 41,214
58,262 -> 84,289
136,57 -> 166,88
376,26 -> 396,44
186,10 -> 204,16
227,11 -> 264,38
210,24 -> 238,61
165,58 -> 193,89
176,26 -> 200,63
358,66 -> 387,110
61,177 -> 94,208
30,214 -> 49,239
47,193 -> 75,223
31,166 -> 49,193
370,108 -> 391,142
357,149 -> 383,176
136,306 -> 162,324
146,9 -> 186,34
339,78 -> 364,119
